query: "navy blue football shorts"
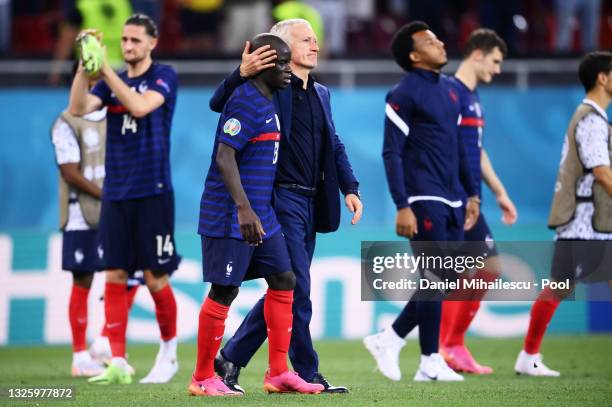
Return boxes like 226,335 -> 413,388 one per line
62,230 -> 101,273
463,213 -> 498,257
98,192 -> 181,274
201,231 -> 292,287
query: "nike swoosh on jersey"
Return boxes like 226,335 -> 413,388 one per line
265,117 -> 273,123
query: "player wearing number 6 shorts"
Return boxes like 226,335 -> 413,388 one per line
68,14 -> 180,384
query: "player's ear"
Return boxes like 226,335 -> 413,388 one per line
597,71 -> 609,87
473,49 -> 484,61
149,36 -> 158,51
409,51 -> 420,64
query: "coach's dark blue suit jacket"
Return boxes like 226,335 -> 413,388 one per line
210,68 -> 359,233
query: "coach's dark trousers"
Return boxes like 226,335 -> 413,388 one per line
222,186 -> 319,381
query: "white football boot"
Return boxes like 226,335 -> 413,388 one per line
89,336 -> 112,364
140,338 -> 179,384
71,350 -> 105,377
414,353 -> 464,382
514,350 -> 560,377
363,327 -> 406,381
89,336 -> 136,375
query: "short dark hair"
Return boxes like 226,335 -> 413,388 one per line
578,51 -> 612,93
391,21 -> 429,71
463,28 -> 507,58
125,13 -> 158,38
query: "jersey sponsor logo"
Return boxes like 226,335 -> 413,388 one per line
223,118 -> 241,136
265,117 -> 274,124
158,258 -> 171,265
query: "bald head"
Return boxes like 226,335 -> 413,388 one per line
251,33 -> 290,56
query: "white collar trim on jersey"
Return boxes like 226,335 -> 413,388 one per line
83,107 -> 107,122
582,98 -> 608,121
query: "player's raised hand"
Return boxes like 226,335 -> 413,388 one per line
345,193 -> 363,225
396,207 -> 418,238
464,196 -> 480,231
497,194 -> 518,225
237,206 -> 265,245
239,41 -> 278,78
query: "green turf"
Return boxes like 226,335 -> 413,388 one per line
1,336 -> 611,406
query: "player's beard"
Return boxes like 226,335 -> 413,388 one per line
124,52 -> 146,67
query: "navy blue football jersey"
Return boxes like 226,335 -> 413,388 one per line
382,69 -> 477,210
449,76 -> 484,197
92,63 -> 178,200
198,81 -> 281,240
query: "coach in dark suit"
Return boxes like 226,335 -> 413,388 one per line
210,19 -> 362,394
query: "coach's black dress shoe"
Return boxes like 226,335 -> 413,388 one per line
214,353 -> 245,394
310,372 -> 349,393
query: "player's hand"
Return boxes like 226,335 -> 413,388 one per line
464,196 -> 480,231
76,28 -> 103,44
345,193 -> 363,225
497,194 -> 518,225
239,41 -> 277,78
396,207 -> 418,238
237,205 -> 265,245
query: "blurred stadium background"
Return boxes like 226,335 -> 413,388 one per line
1,0 -> 612,350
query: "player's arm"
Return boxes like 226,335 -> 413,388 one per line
209,42 -> 277,113
382,93 -> 417,238
216,143 -> 265,245
60,163 -> 102,199
99,64 -> 164,118
576,113 -> 612,196
51,118 -> 102,199
592,166 -> 612,196
458,129 -> 480,230
69,64 -> 103,116
481,149 -> 517,224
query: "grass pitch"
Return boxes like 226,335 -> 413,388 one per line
1,336 -> 611,406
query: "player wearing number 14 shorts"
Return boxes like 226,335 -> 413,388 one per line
68,13 -> 180,384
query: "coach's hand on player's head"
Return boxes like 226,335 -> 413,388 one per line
396,207 -> 418,238
345,193 -> 363,225
239,41 -> 278,78
464,196 -> 481,231
237,205 -> 266,245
